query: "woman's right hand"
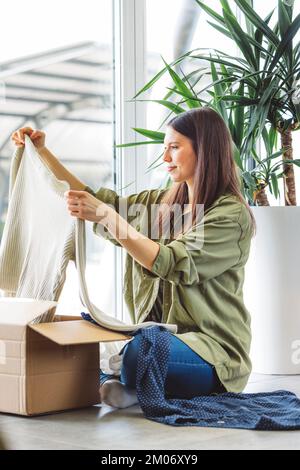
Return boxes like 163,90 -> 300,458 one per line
11,127 -> 46,150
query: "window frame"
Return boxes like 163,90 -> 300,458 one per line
113,0 -> 147,321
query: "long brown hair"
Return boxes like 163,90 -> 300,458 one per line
156,107 -> 256,239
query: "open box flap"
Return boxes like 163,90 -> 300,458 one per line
0,298 -> 57,326
29,319 -> 132,345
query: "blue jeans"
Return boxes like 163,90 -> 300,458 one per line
100,333 -> 225,398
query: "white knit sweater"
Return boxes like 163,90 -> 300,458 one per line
0,136 -> 177,334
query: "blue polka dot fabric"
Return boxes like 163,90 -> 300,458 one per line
133,325 -> 300,430
81,311 -> 98,326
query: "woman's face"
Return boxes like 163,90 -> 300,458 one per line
163,126 -> 197,184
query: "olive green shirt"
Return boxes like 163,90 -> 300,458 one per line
85,185 -> 253,393
0,433 -> 5,450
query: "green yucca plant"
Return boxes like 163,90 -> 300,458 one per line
117,0 -> 300,205
119,60 -> 297,205
190,0 -> 300,205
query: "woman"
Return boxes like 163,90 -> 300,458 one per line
12,107 -> 256,409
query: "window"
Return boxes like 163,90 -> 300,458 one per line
145,0 -> 238,189
0,0 -> 116,315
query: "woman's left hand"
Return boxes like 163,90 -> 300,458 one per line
64,190 -> 112,223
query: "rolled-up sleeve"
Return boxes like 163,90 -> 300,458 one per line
142,216 -> 243,285
84,186 -> 122,246
85,186 -> 119,210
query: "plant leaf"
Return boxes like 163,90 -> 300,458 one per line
270,171 -> 279,198
209,60 -> 229,125
234,0 -> 279,46
268,13 -> 300,72
222,9 -> 257,69
115,140 -> 163,149
161,56 -> 199,109
132,128 -> 165,141
235,80 -> 245,148
135,99 -> 186,114
195,1 -> 226,26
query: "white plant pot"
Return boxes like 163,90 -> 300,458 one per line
243,206 -> 300,374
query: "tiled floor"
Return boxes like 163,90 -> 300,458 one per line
1,373 -> 300,450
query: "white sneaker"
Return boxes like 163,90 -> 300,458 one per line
100,378 -> 138,409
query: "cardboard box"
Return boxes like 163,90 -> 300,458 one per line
0,299 -> 131,416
